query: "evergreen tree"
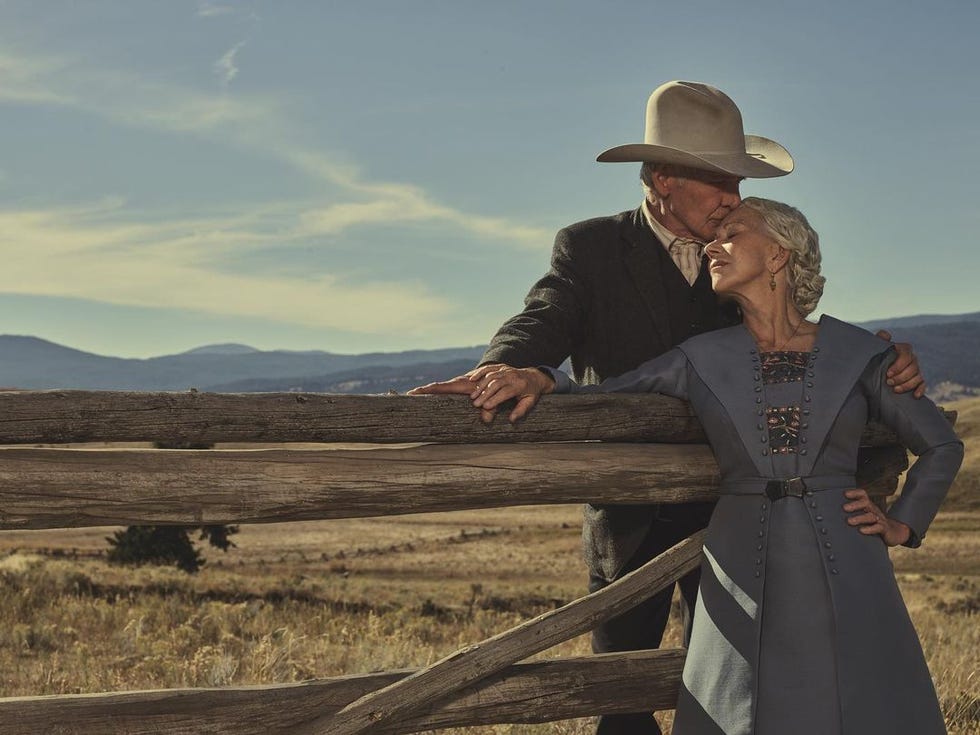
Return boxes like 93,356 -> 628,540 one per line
105,441 -> 238,573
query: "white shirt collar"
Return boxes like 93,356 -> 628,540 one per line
641,198 -> 704,250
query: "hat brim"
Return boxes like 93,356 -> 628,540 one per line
596,135 -> 793,178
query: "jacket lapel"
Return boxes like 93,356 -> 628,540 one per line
679,317 -> 892,479
797,316 -> 892,476
679,325 -> 773,476
621,207 -> 673,350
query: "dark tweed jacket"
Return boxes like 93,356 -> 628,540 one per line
481,206 -> 737,581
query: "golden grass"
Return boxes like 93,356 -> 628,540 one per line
945,396 -> 980,511
1,501 -> 977,734
3,403 -> 978,733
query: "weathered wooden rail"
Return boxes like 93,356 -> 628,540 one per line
0,390 -> 942,734
0,390 -> 915,446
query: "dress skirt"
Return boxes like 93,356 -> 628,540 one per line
755,494 -> 841,735
672,492 -> 845,735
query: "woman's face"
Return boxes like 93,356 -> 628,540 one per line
704,207 -> 780,299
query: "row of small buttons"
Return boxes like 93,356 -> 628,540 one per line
800,346 -> 820,456
750,350 -> 768,455
806,488 -> 839,575
755,500 -> 767,577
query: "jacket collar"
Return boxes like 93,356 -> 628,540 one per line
621,206 -> 673,349
678,316 -> 892,477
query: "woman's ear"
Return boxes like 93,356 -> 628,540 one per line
770,245 -> 790,274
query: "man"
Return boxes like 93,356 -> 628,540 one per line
412,81 -> 923,734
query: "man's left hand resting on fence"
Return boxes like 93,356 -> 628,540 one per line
408,365 -> 555,423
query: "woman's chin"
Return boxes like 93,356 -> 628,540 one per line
710,277 -> 731,297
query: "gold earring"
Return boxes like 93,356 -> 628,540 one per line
768,270 -> 777,291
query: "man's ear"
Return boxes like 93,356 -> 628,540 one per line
652,168 -> 673,198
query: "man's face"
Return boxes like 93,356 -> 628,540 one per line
655,168 -> 743,241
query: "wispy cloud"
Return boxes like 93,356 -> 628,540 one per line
214,40 -> 246,87
0,50 -> 266,132
0,46 -> 551,339
196,1 -> 236,18
0,51 -> 76,107
0,202 -> 450,334
0,48 -> 551,249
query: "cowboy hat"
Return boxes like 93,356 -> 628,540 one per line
597,81 -> 793,178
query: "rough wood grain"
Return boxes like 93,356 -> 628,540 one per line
0,650 -> 685,734
0,390 -> 944,446
0,443 -> 905,531
297,533 -> 704,735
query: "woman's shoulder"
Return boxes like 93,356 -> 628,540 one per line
817,314 -> 883,339
815,315 -> 893,355
675,315 -> 894,367
676,324 -> 748,358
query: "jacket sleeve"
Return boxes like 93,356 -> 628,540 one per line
863,349 -> 964,547
545,347 -> 690,400
480,226 -> 588,369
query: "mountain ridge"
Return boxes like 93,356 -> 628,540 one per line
2,310 -> 977,395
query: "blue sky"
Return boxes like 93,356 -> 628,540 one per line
1,0 -> 977,357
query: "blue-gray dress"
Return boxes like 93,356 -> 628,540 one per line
548,316 -> 963,735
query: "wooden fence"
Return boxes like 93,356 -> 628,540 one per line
0,390 -> 925,733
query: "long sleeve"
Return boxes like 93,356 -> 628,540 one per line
480,226 -> 588,370
545,347 -> 690,401
863,350 -> 964,546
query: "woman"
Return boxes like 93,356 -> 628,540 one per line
445,198 -> 963,734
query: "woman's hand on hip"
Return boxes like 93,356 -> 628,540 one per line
843,488 -> 911,546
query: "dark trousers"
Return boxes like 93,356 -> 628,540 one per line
590,501 -> 714,735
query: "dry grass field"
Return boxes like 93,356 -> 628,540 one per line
1,396 -> 977,734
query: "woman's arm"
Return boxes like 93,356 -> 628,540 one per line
464,348 -> 691,423
546,347 -> 690,398
849,349 -> 964,547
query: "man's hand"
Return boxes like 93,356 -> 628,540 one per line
467,364 -> 556,423
407,375 -> 482,396
408,363 -> 555,423
874,330 -> 926,398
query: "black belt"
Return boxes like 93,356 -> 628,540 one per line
719,475 -> 856,499
764,477 -> 808,501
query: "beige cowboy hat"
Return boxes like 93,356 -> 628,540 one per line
597,80 -> 794,178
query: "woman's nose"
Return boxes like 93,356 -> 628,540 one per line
704,240 -> 722,258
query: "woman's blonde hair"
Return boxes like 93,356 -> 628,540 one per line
740,197 -> 825,316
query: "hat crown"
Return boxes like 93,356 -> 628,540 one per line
595,79 -> 793,178
645,81 -> 747,155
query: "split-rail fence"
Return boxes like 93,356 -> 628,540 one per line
0,389 -> 933,733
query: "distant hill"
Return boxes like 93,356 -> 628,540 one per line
943,396 -> 980,511
0,335 -> 487,391
208,359 -> 478,394
864,321 -> 980,398
0,310 -> 976,394
178,343 -> 261,356
856,311 -> 980,333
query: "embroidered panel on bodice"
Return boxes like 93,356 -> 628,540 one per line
761,351 -> 808,455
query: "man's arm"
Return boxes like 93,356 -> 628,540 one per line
874,330 -> 926,398
479,226 -> 588,369
410,227 -> 590,415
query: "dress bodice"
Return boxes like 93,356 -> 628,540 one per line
760,350 -> 809,477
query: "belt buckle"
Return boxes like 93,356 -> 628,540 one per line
765,477 -> 807,501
